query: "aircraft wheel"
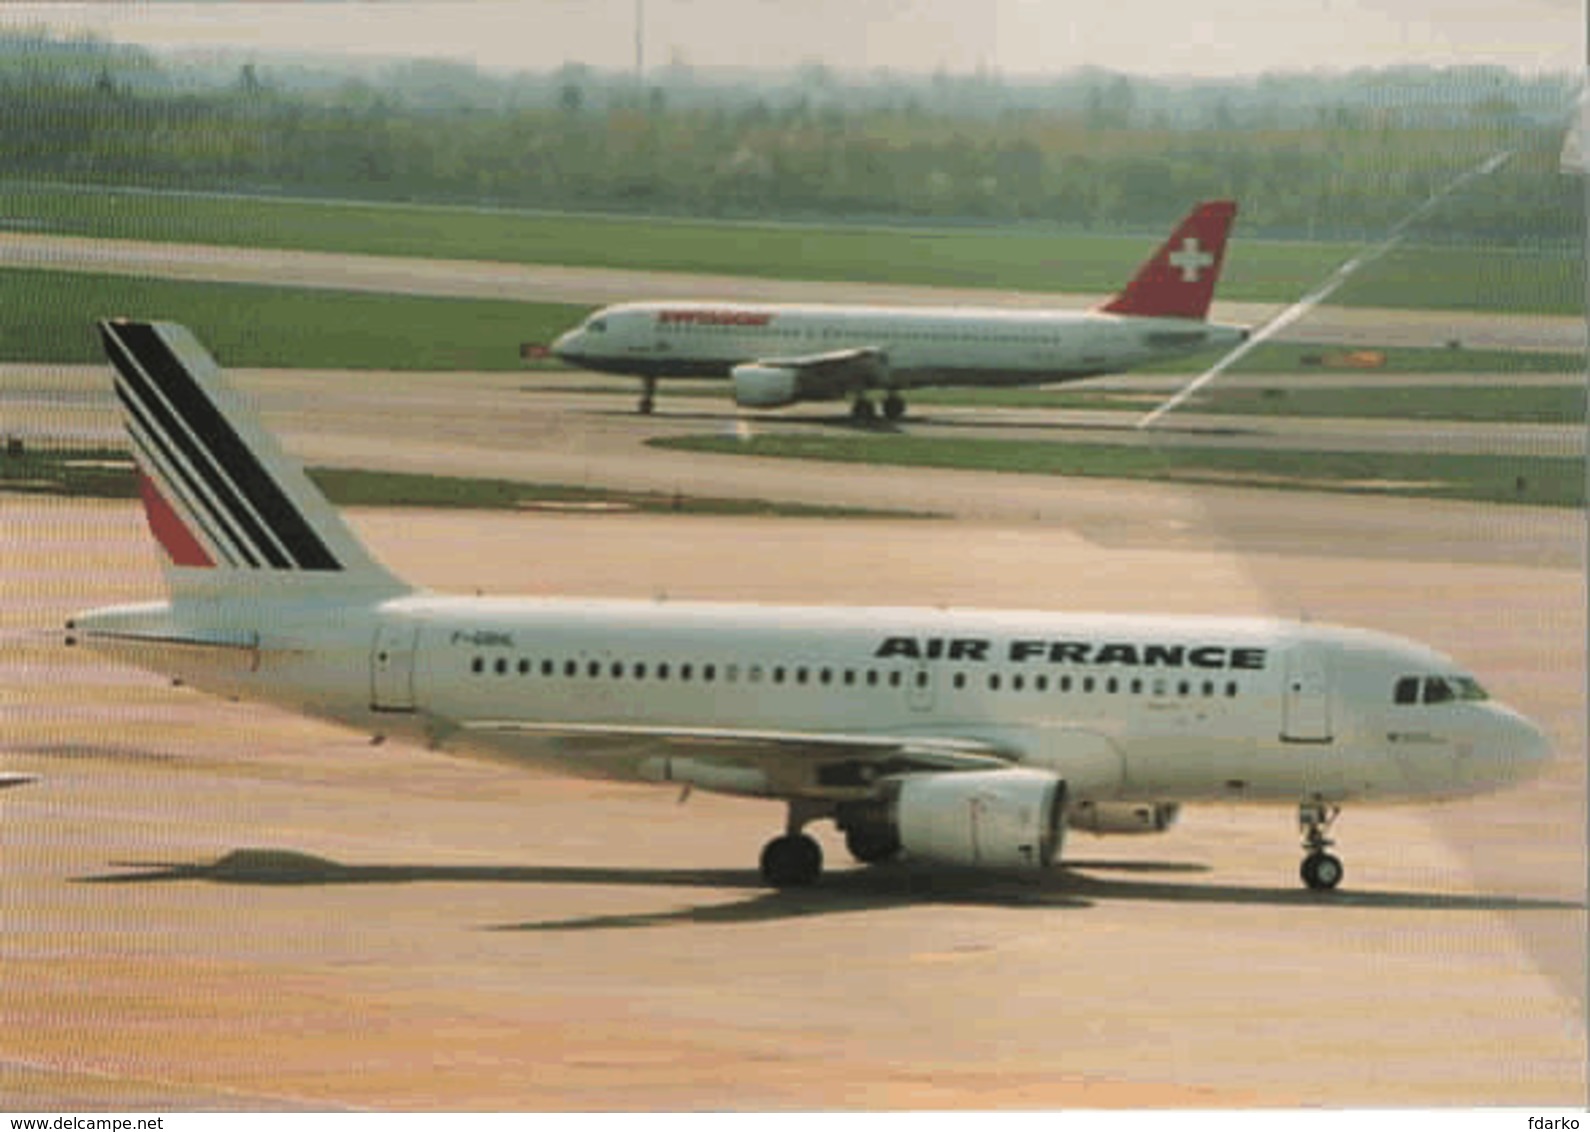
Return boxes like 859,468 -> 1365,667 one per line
850,398 -> 877,423
638,395 -> 655,415
882,393 -> 906,421
1300,851 -> 1344,891
760,832 -> 824,887
844,825 -> 901,865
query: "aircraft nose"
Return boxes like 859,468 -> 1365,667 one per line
1472,709 -> 1553,790
551,329 -> 580,362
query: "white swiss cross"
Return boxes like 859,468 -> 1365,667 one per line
1167,237 -> 1214,283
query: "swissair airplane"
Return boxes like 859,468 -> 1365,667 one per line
551,200 -> 1248,419
70,320 -> 1550,891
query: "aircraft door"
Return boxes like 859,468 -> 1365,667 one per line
371,620 -> 420,712
1281,645 -> 1332,743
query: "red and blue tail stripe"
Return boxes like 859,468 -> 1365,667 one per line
100,320 -> 345,573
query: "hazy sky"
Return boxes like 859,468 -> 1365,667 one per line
3,0 -> 1582,77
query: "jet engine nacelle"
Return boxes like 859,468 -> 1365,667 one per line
731,363 -> 802,408
1068,800 -> 1180,835
894,768 -> 1066,870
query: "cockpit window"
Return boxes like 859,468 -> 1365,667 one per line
1394,674 -> 1489,705
587,317 -> 608,333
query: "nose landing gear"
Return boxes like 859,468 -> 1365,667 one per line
1298,801 -> 1344,891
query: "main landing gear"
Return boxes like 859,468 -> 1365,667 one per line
759,801 -> 831,888
849,392 -> 907,424
1298,801 -> 1344,891
638,376 -> 657,415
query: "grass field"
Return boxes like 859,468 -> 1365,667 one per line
3,184 -> 1580,315
900,382 -> 1586,423
0,445 -> 925,518
2,265 -> 1582,377
652,434 -> 1583,508
0,269 -> 586,369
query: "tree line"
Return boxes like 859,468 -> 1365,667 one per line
0,30 -> 1578,245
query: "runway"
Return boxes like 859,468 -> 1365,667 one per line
3,233 -> 1585,1111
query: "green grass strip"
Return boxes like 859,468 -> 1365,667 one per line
651,434 -> 1583,508
0,446 -> 928,519
902,384 -> 1586,423
4,186 -> 1580,314
0,268 -> 586,369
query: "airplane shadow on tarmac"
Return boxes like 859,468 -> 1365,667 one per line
78,848 -> 1582,932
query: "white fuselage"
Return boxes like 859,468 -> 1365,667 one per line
552,302 -> 1247,388
72,591 -> 1550,809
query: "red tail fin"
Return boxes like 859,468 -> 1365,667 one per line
1098,200 -> 1237,321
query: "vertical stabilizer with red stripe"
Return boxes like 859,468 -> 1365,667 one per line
1097,200 -> 1237,321
98,319 -> 409,601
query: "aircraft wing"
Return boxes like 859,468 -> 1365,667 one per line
455,720 -> 1013,797
752,346 -> 890,396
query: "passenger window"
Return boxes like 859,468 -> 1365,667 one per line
914,671 -> 928,688
1225,681 -> 1238,698
989,673 -> 1001,691
563,660 -> 576,678
681,664 -> 693,682
1012,674 -> 1025,692
494,658 -> 508,675
888,671 -> 902,688
772,666 -> 785,684
703,664 -> 716,682
1394,677 -> 1419,704
471,657 -> 483,674
1035,675 -> 1048,692
657,663 -> 671,681
610,661 -> 623,678
634,662 -> 647,679
541,659 -> 554,677
519,659 -> 531,675
953,672 -> 966,689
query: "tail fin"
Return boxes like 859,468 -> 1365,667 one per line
1097,200 -> 1237,321
97,319 -> 409,601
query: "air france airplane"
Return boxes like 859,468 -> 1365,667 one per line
70,321 -> 1549,891
552,200 -> 1248,419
